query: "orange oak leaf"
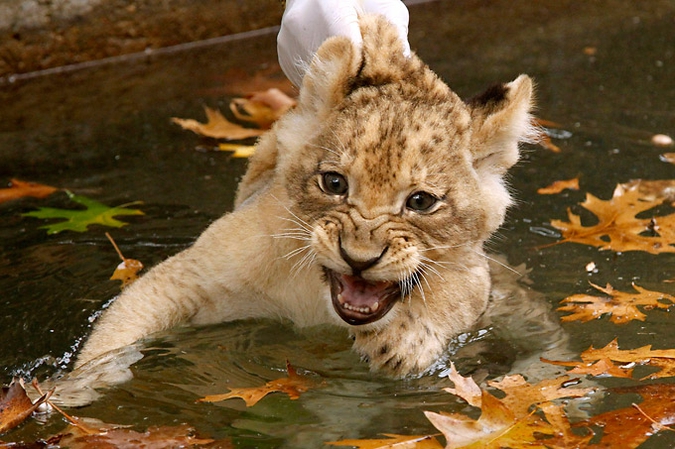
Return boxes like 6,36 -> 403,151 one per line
537,177 -> 580,195
557,282 -> 675,324
541,357 -> 634,379
548,180 -> 675,254
197,361 -> 319,407
423,364 -> 591,448
326,433 -> 443,448
0,378 -> 52,435
543,339 -> 675,380
0,179 -> 58,204
172,88 -> 296,142
574,383 -> 675,448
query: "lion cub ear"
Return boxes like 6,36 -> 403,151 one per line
468,75 -> 538,175
297,36 -> 362,118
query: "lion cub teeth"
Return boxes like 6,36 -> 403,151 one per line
338,293 -> 379,314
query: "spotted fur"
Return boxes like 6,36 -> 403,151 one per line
77,15 -> 536,377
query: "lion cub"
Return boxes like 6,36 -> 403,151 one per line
76,15 -> 535,377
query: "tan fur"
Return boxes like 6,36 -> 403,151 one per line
76,15 -> 535,377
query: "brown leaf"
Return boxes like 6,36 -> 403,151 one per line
537,178 -> 580,195
326,433 -> 444,448
0,179 -> 58,204
57,417 -> 217,448
575,383 -> 675,448
172,106 -> 264,140
0,379 -> 52,435
543,339 -> 675,380
217,143 -> 256,158
548,180 -> 675,253
197,361 -> 320,407
230,88 -> 296,129
106,233 -> 143,288
214,64 -> 296,97
557,282 -> 675,324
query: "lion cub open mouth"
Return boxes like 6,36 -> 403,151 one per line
325,268 -> 400,325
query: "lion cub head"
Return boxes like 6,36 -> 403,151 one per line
270,16 -> 535,336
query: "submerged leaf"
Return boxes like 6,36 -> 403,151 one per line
22,191 -> 143,234
198,361 -> 320,407
326,433 -> 443,448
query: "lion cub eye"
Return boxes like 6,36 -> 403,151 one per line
320,172 -> 349,195
406,191 -> 438,212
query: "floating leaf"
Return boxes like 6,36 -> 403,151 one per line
0,179 -> 58,204
543,339 -> 675,380
537,177 -> 580,195
423,364 -> 591,448
22,191 -> 143,234
548,180 -> 675,253
0,379 -> 52,435
557,282 -> 675,324
326,433 -> 443,448
198,361 -> 320,407
106,232 -> 143,288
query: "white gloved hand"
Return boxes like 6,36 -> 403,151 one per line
277,0 -> 410,87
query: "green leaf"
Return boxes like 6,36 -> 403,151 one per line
22,191 -> 144,234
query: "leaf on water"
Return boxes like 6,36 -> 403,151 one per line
0,179 -> 58,204
197,361 -> 320,407
326,433 -> 444,448
537,177 -> 580,195
0,379 -> 52,435
172,88 -> 296,142
534,118 -> 564,153
557,282 -> 675,324
106,232 -> 143,288
548,180 -> 675,253
660,152 -> 675,164
543,338 -> 675,380
22,191 -> 144,234
172,106 -> 264,140
423,364 -> 592,448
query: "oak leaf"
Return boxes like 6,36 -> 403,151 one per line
423,364 -> 591,448
55,417 -> 217,448
197,361 -> 319,407
172,88 -> 296,142
557,282 -> 675,324
0,379 -> 52,435
548,180 -> 675,253
22,191 -> 144,234
0,179 -> 58,204
326,433 -> 443,448
543,339 -> 675,380
574,383 -> 675,448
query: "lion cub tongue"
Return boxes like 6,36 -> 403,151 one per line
338,274 -> 391,313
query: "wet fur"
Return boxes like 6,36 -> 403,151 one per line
77,15 -> 536,377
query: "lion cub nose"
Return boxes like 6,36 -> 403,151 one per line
339,245 -> 389,275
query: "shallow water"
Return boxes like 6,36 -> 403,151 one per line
1,1 -> 675,447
